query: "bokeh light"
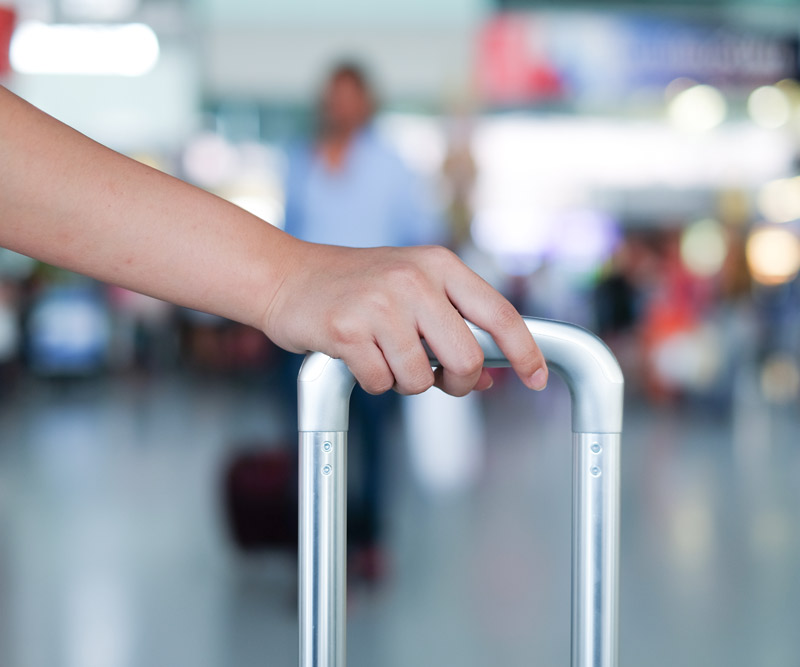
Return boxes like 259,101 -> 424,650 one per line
680,218 -> 728,277
182,132 -> 239,188
757,177 -> 800,224
748,85 -> 791,130
547,210 -> 620,268
745,226 -> 800,286
667,84 -> 727,132
652,324 -> 723,391
11,21 -> 159,76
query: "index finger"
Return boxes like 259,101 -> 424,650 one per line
444,268 -> 548,391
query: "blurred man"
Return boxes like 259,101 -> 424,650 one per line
284,62 -> 440,248
284,62 -> 442,580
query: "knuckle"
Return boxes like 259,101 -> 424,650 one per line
518,345 -> 543,375
327,312 -> 362,348
448,346 -> 484,377
425,245 -> 457,265
361,371 -> 394,395
493,300 -> 521,332
401,367 -> 435,395
365,289 -> 392,316
385,261 -> 427,292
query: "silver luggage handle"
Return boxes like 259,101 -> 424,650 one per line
298,317 -> 623,667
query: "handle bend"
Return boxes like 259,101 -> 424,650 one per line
298,317 -> 623,434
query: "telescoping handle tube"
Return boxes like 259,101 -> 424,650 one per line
297,317 -> 624,667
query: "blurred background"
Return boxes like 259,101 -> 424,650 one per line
2,0 -> 800,665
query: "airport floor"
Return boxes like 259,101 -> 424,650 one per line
0,370 -> 798,667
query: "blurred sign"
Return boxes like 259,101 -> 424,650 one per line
478,13 -> 799,105
0,6 -> 14,76
478,14 -> 564,104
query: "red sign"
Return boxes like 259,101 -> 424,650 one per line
0,6 -> 15,76
477,14 -> 565,105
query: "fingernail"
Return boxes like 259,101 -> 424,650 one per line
475,375 -> 493,391
530,368 -> 547,391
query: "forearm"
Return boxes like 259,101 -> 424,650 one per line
0,86 -> 293,329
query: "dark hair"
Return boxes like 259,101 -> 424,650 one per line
326,61 -> 373,95
316,60 -> 378,134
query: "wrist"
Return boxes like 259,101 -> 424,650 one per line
256,230 -> 307,339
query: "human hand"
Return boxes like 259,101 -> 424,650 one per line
262,241 -> 548,397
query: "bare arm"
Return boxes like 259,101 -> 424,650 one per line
0,85 -> 291,330
0,86 -> 548,396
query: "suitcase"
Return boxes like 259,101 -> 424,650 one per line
297,317 -> 624,667
223,444 -> 297,551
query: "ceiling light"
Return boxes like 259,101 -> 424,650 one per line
11,21 -> 159,76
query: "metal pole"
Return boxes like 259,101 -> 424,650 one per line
299,431 -> 347,667
572,432 -> 621,667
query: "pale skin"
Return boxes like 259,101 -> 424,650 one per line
0,86 -> 548,396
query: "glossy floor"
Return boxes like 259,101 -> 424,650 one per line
0,371 -> 798,667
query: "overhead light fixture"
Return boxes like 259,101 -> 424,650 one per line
11,21 -> 159,77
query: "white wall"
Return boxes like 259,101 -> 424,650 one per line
199,23 -> 482,103
195,0 -> 488,25
193,0 -> 490,102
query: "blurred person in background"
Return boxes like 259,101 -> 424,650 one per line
283,62 -> 443,580
284,62 -> 440,247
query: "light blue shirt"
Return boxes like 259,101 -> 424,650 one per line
283,127 -> 441,248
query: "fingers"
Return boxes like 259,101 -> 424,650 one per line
314,245 -> 546,397
474,368 -> 494,391
344,310 -> 483,397
344,345 -> 395,395
444,267 -> 548,391
376,328 -> 435,395
351,315 -> 489,397
418,299 -> 485,397
434,366 -> 493,393
341,334 -> 437,396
